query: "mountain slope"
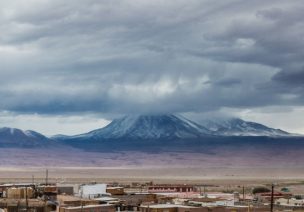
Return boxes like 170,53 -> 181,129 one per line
199,118 -> 290,137
0,127 -> 52,147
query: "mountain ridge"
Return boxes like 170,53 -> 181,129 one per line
198,118 -> 290,137
0,127 -> 53,147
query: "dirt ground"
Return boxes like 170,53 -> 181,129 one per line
0,166 -> 303,186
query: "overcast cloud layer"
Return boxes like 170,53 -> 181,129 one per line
1,0 -> 304,134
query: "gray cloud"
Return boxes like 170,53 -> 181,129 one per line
0,0 -> 303,117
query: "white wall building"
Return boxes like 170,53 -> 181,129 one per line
80,184 -> 107,198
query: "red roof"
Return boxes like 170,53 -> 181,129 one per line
259,192 -> 284,197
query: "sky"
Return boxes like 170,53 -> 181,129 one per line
0,0 -> 304,135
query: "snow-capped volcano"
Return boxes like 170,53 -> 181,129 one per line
0,127 -> 52,147
199,118 -> 290,136
55,114 -> 293,143
58,114 -> 212,141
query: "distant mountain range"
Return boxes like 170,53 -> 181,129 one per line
50,114 -> 304,153
0,115 -> 303,167
0,114 -> 298,149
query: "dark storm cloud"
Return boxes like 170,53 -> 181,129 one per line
0,0 -> 303,115
273,68 -> 304,86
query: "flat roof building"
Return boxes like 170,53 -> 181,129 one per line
59,204 -> 115,212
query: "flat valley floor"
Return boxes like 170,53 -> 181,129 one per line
0,145 -> 303,188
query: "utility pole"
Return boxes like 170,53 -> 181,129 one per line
45,169 -> 48,186
270,183 -> 274,212
243,185 -> 245,202
32,175 -> 35,184
25,186 -> 28,212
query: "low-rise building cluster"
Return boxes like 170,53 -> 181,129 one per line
0,182 -> 303,212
